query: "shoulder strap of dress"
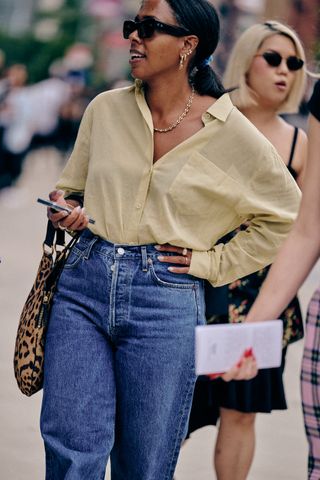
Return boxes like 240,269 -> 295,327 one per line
288,126 -> 299,167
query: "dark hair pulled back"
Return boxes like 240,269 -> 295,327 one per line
166,0 -> 226,98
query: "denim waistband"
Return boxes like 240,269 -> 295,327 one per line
74,229 -> 202,286
80,229 -> 160,259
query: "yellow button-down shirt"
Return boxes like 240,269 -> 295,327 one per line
57,82 -> 301,286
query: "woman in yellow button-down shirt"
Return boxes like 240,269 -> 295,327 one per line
40,1 -> 300,479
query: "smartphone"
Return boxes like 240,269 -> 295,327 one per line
37,198 -> 95,224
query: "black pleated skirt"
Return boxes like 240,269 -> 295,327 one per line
187,348 -> 287,436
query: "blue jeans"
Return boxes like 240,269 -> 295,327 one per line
40,230 -> 205,480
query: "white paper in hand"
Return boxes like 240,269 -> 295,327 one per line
195,320 -> 283,375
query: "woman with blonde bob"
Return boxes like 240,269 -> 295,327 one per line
225,21 -> 307,117
187,20 -> 308,480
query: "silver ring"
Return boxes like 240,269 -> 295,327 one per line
58,222 -> 67,231
182,248 -> 188,256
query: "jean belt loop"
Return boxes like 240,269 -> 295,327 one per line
141,246 -> 148,272
83,236 -> 98,260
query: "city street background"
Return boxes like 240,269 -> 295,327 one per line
1,146 -> 319,479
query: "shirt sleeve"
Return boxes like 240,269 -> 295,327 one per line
188,143 -> 301,286
56,102 -> 93,195
308,80 -> 320,122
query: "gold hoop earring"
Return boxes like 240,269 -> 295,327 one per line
179,53 -> 187,70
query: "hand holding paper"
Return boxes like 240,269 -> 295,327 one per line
207,347 -> 258,382
195,320 -> 283,376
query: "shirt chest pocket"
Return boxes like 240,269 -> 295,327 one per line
168,152 -> 238,217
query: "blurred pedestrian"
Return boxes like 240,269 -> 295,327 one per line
54,65 -> 94,154
39,2 -> 300,479
28,71 -> 71,151
187,20 -> 308,480
0,64 -> 29,190
246,79 -> 320,480
0,64 -> 72,192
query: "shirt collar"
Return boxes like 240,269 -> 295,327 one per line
133,80 -> 154,132
206,93 -> 234,122
131,81 -> 234,128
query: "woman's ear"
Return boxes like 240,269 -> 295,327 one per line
181,35 -> 199,58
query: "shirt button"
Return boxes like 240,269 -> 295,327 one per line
136,204 -> 142,209
117,247 -> 125,255
204,113 -> 211,120
111,264 -> 115,272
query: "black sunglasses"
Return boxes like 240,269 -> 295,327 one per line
258,51 -> 304,71
123,18 -> 191,40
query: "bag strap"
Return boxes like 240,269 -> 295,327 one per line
43,224 -> 81,294
44,220 -> 65,249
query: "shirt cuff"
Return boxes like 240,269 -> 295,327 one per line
64,193 -> 84,207
188,249 -> 218,284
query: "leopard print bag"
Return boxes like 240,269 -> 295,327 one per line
14,222 -> 79,396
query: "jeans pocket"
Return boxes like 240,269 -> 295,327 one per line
193,281 -> 206,326
148,258 -> 196,289
63,247 -> 83,269
64,236 -> 98,270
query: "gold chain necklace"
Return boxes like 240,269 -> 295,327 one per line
154,85 -> 195,133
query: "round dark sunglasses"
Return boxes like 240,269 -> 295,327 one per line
123,18 -> 191,40
257,51 -> 304,71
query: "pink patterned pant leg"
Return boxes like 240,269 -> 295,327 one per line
301,287 -> 320,479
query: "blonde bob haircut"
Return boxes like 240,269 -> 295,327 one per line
223,21 -> 307,114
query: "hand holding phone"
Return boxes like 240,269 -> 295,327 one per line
37,198 -> 95,224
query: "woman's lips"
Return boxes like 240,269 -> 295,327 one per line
275,81 -> 287,91
129,50 -> 146,64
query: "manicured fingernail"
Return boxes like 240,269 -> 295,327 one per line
168,267 -> 174,272
154,245 -> 162,250
236,360 -> 243,368
157,256 -> 165,261
208,373 -> 223,380
244,348 -> 253,358
75,206 -> 81,212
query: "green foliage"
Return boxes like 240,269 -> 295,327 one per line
0,31 -> 72,83
0,0 -> 92,83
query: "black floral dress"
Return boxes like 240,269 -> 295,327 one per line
227,263 -> 303,347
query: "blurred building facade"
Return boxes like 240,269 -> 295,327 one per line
0,0 -> 319,83
212,0 -> 319,73
264,0 -> 320,62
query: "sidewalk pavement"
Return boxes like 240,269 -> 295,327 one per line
1,147 -> 318,479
